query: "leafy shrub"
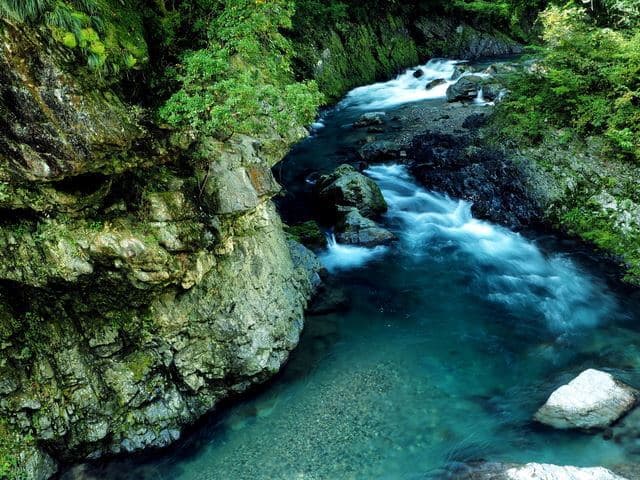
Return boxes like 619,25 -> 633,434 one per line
494,4 -> 640,161
159,0 -> 323,139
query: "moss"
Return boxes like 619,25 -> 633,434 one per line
0,420 -> 31,480
299,15 -> 419,102
285,221 -> 327,249
126,351 -> 155,382
557,204 -> 640,285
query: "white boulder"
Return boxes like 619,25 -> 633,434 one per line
453,462 -> 629,480
535,369 -> 638,429
506,463 -> 627,480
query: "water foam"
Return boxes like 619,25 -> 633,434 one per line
366,164 -> 616,333
319,234 -> 388,272
340,59 -> 460,110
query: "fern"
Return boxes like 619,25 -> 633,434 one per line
45,3 -> 82,35
0,0 -> 50,22
71,0 -> 98,15
90,14 -> 104,33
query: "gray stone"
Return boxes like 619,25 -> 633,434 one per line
335,208 -> 396,247
446,75 -> 486,102
450,462 -> 629,480
353,112 -> 386,128
315,164 -> 387,218
534,369 -> 638,429
358,140 -> 406,163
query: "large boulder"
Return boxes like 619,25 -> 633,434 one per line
450,462 -> 629,480
446,75 -> 486,102
534,369 -> 638,429
335,207 -> 395,247
315,164 -> 387,219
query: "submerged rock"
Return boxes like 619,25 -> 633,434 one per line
353,112 -> 386,128
315,164 -> 387,219
358,140 -> 406,163
534,369 -> 638,429
307,283 -> 350,316
426,78 -> 447,90
335,207 -> 396,247
450,462 -> 629,480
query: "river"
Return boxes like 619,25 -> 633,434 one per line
64,59 -> 640,480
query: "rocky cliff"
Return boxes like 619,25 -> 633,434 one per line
0,16 -> 320,479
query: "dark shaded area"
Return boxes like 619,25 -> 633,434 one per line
408,131 -> 542,228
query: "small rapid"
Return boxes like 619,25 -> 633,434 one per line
319,235 -> 388,272
341,59 -> 460,110
363,164 -> 617,333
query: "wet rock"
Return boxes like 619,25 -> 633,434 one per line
315,164 -> 387,219
307,284 -> 350,316
462,113 -> 489,130
450,462 -> 629,479
353,112 -> 386,129
534,369 -> 638,430
425,78 -> 447,90
414,16 -> 522,60
287,240 -> 324,294
482,83 -> 508,102
483,63 -> 518,76
358,140 -> 406,163
409,131 -> 541,227
335,207 -> 395,247
446,75 -> 486,102
451,64 -> 477,80
413,68 -> 424,78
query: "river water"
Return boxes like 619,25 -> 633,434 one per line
68,60 -> 640,479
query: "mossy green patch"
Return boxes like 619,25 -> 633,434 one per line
0,420 -> 31,480
285,221 -> 327,249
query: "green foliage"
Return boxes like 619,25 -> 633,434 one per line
494,4 -> 640,161
560,202 -> 640,284
0,0 -> 148,75
159,0 -> 323,139
0,0 -> 49,22
0,420 -> 28,480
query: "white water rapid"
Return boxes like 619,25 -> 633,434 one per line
340,59 -> 460,110
322,164 -> 617,334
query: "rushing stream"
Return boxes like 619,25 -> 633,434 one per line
68,60 -> 640,479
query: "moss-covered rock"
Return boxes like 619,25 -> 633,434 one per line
0,6 -> 321,479
491,129 -> 640,285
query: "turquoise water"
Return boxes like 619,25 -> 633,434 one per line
67,60 -> 640,479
